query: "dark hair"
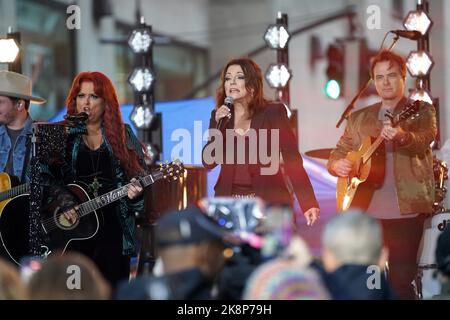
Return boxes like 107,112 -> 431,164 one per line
216,57 -> 268,116
9,97 -> 30,111
370,50 -> 406,79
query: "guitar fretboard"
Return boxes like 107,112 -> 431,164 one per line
0,183 -> 30,202
361,108 -> 410,164
76,171 -> 163,218
362,135 -> 384,164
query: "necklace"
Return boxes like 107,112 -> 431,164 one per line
83,136 -> 103,197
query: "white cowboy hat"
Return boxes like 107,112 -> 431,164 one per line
0,70 -> 46,104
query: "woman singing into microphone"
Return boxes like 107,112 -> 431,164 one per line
202,57 -> 320,226
42,71 -> 148,289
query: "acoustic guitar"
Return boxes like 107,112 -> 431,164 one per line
0,172 -> 29,215
0,160 -> 184,266
336,101 -> 421,212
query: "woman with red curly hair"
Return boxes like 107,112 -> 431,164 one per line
46,71 -> 147,289
65,72 -> 145,180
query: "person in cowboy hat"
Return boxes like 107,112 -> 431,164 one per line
0,71 -> 46,182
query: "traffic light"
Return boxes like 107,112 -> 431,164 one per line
324,43 -> 344,99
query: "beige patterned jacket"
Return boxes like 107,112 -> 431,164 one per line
327,98 -> 437,215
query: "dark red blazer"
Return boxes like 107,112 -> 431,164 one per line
202,102 -> 319,212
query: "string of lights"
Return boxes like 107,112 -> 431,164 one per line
264,12 -> 292,107
127,16 -> 159,164
403,0 -> 434,105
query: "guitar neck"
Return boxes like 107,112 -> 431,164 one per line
361,112 -> 404,164
362,135 -> 384,164
0,183 -> 30,202
77,171 -> 163,218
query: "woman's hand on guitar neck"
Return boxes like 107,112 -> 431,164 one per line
332,159 -> 353,177
127,178 -> 143,200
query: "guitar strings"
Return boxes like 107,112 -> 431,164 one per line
39,173 -> 161,231
39,165 -> 178,232
39,182 -> 134,231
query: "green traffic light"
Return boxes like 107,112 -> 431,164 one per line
325,79 -> 341,99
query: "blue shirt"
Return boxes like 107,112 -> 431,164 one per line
0,115 -> 33,182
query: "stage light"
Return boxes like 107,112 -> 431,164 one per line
265,63 -> 291,88
128,27 -> 153,53
406,50 -> 434,77
0,38 -> 19,63
130,104 -> 155,129
403,10 -> 432,35
144,142 -> 158,166
129,67 -> 155,92
409,88 -> 433,105
264,24 -> 290,49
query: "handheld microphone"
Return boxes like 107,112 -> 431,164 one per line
390,30 -> 422,40
64,112 -> 89,122
217,96 -> 234,131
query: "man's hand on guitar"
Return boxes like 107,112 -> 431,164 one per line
332,159 -> 354,177
381,121 -> 408,142
128,178 -> 143,200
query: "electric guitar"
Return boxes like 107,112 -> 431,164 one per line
0,160 -> 184,266
336,101 -> 421,212
0,173 -> 29,216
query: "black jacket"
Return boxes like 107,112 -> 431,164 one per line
202,102 -> 318,212
311,262 -> 397,300
115,268 -> 214,300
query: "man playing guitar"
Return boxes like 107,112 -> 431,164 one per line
327,50 -> 437,299
0,72 -> 46,259
0,71 -> 46,184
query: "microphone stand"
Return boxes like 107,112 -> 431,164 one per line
336,34 -> 400,128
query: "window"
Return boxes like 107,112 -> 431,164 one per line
16,0 -> 75,120
392,0 -> 405,21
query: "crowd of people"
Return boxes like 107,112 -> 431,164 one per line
1,205 -> 450,300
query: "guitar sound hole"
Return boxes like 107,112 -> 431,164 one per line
55,211 -> 79,230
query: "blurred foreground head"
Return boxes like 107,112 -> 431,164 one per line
28,252 -> 110,300
321,210 -> 387,272
155,206 -> 230,279
0,258 -> 27,299
243,236 -> 329,300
